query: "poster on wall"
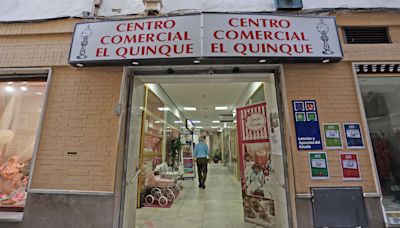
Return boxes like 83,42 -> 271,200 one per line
309,152 -> 329,179
340,153 -> 361,180
237,102 -> 276,227
344,123 -> 364,149
323,123 -> 343,149
292,100 -> 322,150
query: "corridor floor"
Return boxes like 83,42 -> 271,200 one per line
135,163 -> 263,228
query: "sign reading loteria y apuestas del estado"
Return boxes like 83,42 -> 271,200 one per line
69,13 -> 343,66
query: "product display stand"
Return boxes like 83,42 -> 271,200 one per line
181,134 -> 196,179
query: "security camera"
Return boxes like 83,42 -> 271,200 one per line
208,68 -> 214,75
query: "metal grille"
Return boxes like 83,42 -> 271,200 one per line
344,27 -> 390,44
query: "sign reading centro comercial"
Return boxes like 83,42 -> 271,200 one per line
69,13 -> 343,65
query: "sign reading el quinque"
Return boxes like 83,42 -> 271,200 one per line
69,13 -> 343,65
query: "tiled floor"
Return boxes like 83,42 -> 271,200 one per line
135,163 -> 263,228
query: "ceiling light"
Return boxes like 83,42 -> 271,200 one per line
192,120 -> 201,124
131,61 -> 139,65
174,120 -> 183,123
76,63 -> 84,67
155,120 -> 161,124
157,107 -> 170,111
196,126 -> 203,129
193,60 -> 200,64
258,59 -> 267,63
211,126 -> 219,129
215,106 -> 228,110
212,120 -> 220,123
7,82 -> 13,85
20,86 -> 28,91
5,86 -> 14,93
233,120 -> 237,123
183,107 -> 197,111
36,92 -> 43,95
322,59 -> 330,63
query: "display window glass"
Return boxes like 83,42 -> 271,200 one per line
0,80 -> 46,211
359,76 -> 400,224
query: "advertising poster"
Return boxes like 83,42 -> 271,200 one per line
309,152 -> 329,179
323,123 -> 343,149
344,123 -> 364,149
340,153 -> 361,180
292,100 -> 322,150
237,102 -> 276,227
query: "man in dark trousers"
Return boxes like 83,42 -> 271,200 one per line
194,136 -> 209,189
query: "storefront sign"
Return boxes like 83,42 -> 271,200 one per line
69,13 -> 343,65
340,153 -> 361,180
344,123 -> 364,148
323,123 -> 343,149
236,102 -> 276,227
292,100 -> 322,150
309,152 -> 329,179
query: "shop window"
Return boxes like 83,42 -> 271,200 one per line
358,76 -> 400,225
344,27 -> 391,44
0,77 -> 47,212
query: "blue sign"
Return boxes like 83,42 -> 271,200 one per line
344,123 -> 364,148
293,100 -> 322,150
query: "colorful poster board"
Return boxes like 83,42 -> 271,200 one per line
292,100 -> 322,150
323,123 -> 343,149
237,102 -> 276,227
344,123 -> 364,149
182,135 -> 195,178
309,152 -> 329,179
340,153 -> 361,180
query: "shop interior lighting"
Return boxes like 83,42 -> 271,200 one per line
36,92 -> 43,95
5,86 -> 14,93
215,106 -> 228,110
20,86 -> 28,91
131,61 -> 139,65
154,120 -> 161,124
196,126 -> 203,129
192,120 -> 201,123
212,120 -> 220,123
258,59 -> 267,63
76,63 -> 84,67
233,120 -> 237,123
157,107 -> 170,111
211,126 -> 219,128
174,120 -> 183,123
7,82 -> 13,85
193,60 -> 200,64
183,107 -> 197,111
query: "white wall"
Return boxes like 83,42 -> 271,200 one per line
1,0 -> 399,22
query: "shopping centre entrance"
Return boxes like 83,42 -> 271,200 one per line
120,65 -> 290,228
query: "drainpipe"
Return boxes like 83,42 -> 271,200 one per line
276,0 -> 303,10
142,0 -> 163,16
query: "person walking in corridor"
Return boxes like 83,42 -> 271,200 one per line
194,136 -> 209,189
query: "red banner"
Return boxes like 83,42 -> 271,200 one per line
237,102 -> 276,227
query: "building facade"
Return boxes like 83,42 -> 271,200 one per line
0,2 -> 399,228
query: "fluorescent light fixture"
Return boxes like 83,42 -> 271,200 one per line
20,86 -> 28,91
259,59 -> 267,63
215,106 -> 228,110
196,126 -> 203,129
76,63 -> 84,67
193,60 -> 200,64
212,120 -> 220,123
174,120 -> 183,123
7,82 -> 13,85
5,86 -> 14,93
211,126 -> 219,129
36,92 -> 43,95
233,120 -> 237,123
183,107 -> 197,111
158,107 -> 170,111
155,121 -> 161,124
131,61 -> 139,65
192,120 -> 201,124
